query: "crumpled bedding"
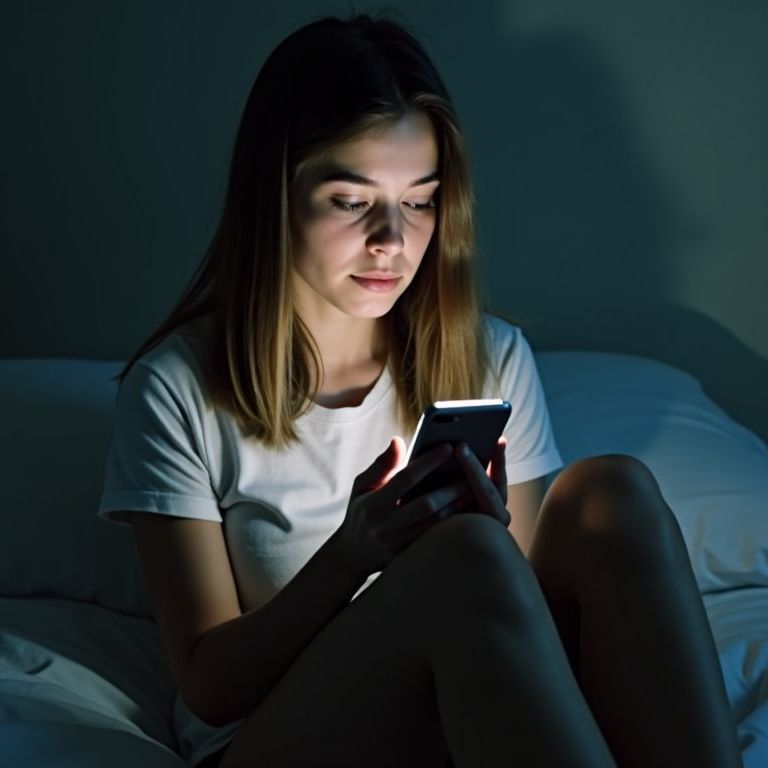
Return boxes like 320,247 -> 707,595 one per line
0,596 -> 183,766
704,587 -> 768,767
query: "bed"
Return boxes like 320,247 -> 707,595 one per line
1,352 -> 766,766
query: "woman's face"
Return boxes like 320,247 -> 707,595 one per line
289,110 -> 440,322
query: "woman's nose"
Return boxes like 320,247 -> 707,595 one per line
366,206 -> 405,256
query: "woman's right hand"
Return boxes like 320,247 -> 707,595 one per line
331,437 -> 468,577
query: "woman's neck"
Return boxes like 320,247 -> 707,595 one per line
305,316 -> 388,407
312,362 -> 386,408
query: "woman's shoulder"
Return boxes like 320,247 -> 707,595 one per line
481,312 -> 524,352
121,314 -> 214,401
480,311 -> 540,394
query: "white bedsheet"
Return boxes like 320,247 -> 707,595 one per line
0,597 -> 182,767
705,587 -> 768,767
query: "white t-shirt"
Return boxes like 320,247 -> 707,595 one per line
97,312 -> 563,764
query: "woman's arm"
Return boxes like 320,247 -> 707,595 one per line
506,477 -> 546,557
129,511 -> 365,727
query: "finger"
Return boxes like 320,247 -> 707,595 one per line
379,436 -> 407,486
454,443 -> 510,524
390,480 -> 469,527
434,490 -> 474,518
381,442 -> 453,503
388,485 -> 471,550
352,438 -> 401,494
489,438 -> 508,504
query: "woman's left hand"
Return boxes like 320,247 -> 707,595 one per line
453,438 -> 511,527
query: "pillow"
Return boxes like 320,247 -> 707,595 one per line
0,359 -> 151,617
536,351 -> 768,593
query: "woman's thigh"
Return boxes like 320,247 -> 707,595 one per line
219,513 -> 522,768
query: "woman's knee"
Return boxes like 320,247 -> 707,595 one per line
540,454 -> 683,564
403,513 -> 542,619
547,454 -> 658,505
413,512 -> 520,574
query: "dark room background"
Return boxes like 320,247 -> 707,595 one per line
1,0 -> 766,439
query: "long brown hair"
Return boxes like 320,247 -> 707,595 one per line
117,13 -> 491,448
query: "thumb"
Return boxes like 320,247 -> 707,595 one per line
354,437 -> 404,493
381,436 -> 406,484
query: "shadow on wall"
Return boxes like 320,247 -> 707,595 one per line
475,30 -> 684,308
472,30 -> 768,444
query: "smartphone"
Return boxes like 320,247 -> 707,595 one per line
400,399 -> 512,503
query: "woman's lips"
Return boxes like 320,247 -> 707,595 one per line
351,275 -> 402,292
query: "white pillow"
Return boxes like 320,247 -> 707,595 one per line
0,359 -> 151,617
536,351 -> 768,593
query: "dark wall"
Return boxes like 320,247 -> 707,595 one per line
2,1 -> 766,440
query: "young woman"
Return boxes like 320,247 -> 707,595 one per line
98,14 -> 742,768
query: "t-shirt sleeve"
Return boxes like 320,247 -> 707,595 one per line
484,317 -> 564,485
97,359 -> 222,525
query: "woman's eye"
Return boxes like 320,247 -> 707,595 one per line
403,200 -> 436,212
331,199 -> 368,213
330,198 -> 436,215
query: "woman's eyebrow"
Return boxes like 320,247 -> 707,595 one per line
316,165 -> 440,188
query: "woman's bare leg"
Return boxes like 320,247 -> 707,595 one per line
529,454 -> 742,768
220,513 -> 615,768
